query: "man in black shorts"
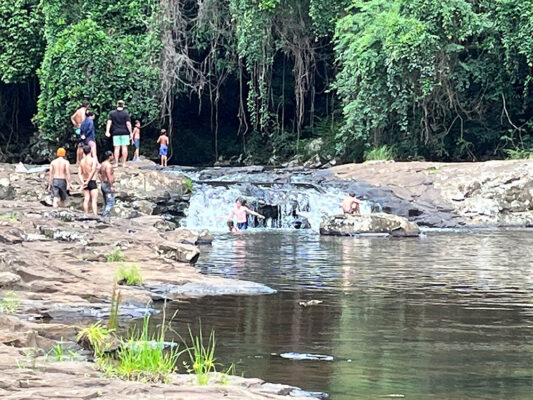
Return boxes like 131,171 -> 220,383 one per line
48,147 -> 71,208
78,145 -> 98,215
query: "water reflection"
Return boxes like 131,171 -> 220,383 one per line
151,230 -> 533,399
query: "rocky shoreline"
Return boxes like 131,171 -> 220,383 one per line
0,162 -> 309,400
1,159 -> 531,399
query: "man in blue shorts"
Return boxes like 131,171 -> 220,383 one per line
105,100 -> 132,167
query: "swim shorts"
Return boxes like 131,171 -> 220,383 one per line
51,179 -> 68,201
113,135 -> 130,147
84,180 -> 97,191
237,222 -> 248,230
134,138 -> 140,149
159,145 -> 168,156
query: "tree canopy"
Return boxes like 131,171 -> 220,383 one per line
0,0 -> 531,163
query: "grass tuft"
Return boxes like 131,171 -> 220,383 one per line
77,321 -> 115,356
183,327 -> 217,385
106,249 -> 125,263
183,177 -> 194,193
108,285 -> 122,331
0,291 -> 20,313
364,145 -> 394,161
115,264 -> 143,286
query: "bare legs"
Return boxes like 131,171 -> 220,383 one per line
113,145 -> 128,167
83,189 -> 98,215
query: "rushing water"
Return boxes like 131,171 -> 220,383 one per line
151,229 -> 533,400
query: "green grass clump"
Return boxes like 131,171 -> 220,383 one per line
183,328 -> 217,385
106,249 -> 125,263
505,147 -> 533,160
48,338 -> 82,362
104,315 -> 181,383
184,178 -> 194,193
0,291 -> 20,313
364,145 -> 394,161
115,264 -> 143,286
77,321 -> 115,356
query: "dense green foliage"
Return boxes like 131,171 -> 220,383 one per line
0,0 -> 531,163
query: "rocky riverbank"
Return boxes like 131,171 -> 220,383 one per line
0,162 -> 309,400
331,160 -> 533,227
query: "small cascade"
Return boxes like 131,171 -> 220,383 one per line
181,179 -> 371,232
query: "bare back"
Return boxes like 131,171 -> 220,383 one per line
79,156 -> 97,182
50,158 -> 70,180
157,135 -> 169,146
71,107 -> 87,128
99,161 -> 114,183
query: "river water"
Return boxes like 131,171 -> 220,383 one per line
153,228 -> 533,399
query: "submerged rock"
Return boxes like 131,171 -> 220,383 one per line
158,242 -> 200,264
319,213 -> 420,237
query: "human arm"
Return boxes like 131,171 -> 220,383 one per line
66,162 -> 71,190
48,163 -> 54,190
70,112 -> 78,127
108,165 -> 115,187
244,207 -> 265,219
105,119 -> 112,137
126,120 -> 132,135
78,165 -> 85,186
157,136 -> 161,144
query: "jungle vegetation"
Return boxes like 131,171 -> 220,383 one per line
0,0 -> 532,164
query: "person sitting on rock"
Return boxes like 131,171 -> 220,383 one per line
48,147 -> 71,208
341,193 -> 360,216
228,198 -> 265,230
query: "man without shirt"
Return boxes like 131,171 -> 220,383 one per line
78,145 -> 98,215
99,151 -> 115,217
105,100 -> 132,167
71,100 -> 90,165
48,148 -> 71,208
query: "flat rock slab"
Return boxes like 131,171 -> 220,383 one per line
320,213 -> 421,237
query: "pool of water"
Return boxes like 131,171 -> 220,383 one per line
151,229 -> 533,399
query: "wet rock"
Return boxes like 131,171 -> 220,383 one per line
0,227 -> 25,244
158,242 -> 200,264
160,280 -> 277,297
303,154 -> 323,169
320,213 -> 420,237
0,272 -> 21,288
163,228 -> 213,246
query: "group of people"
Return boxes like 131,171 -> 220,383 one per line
48,99 -> 171,216
70,100 -> 170,167
49,145 -> 116,217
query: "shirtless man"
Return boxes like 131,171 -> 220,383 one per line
228,198 -> 265,230
78,145 -> 98,215
71,100 -> 90,165
48,148 -> 71,208
157,129 -> 169,167
99,151 -> 115,217
341,192 -> 360,216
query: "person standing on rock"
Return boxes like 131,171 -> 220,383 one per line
228,198 -> 265,230
157,129 -> 169,167
105,100 -> 132,167
131,120 -> 141,161
341,193 -> 360,216
78,145 -> 98,215
48,148 -> 71,208
80,112 -> 97,160
99,151 -> 115,217
71,100 -> 90,165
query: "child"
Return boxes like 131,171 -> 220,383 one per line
157,129 -> 169,167
228,197 -> 265,230
131,120 -> 141,161
341,192 -> 360,215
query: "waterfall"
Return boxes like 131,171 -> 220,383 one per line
179,175 -> 371,232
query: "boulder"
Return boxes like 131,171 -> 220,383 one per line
158,242 -> 200,264
320,213 -> 420,237
163,228 -> 214,246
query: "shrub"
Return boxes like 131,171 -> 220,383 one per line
115,264 -> 143,286
364,145 -> 394,161
106,249 -> 125,263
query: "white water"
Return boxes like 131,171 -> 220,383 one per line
181,182 -> 372,232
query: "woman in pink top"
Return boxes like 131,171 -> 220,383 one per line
228,198 -> 265,230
